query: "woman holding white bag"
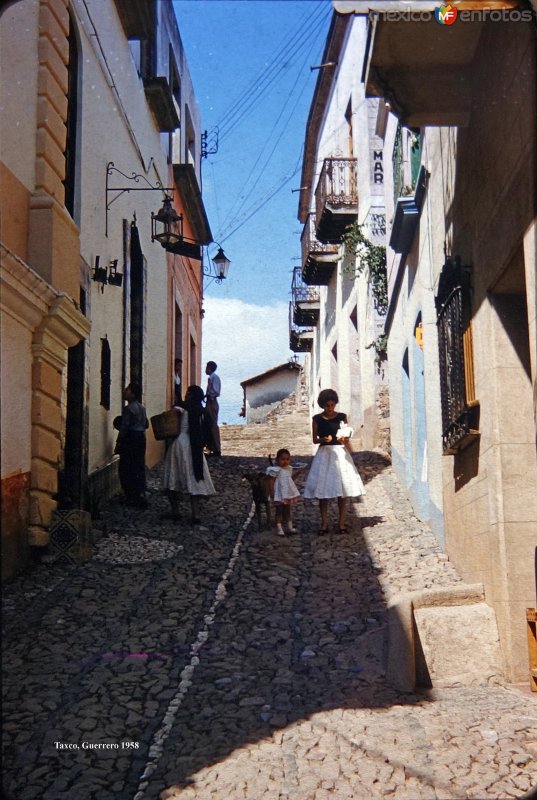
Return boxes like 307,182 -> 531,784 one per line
303,388 -> 365,534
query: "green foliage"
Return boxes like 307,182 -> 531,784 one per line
342,222 -> 388,315
366,334 -> 388,373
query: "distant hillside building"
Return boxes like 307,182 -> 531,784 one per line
240,362 -> 302,424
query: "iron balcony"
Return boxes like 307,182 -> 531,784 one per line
301,213 -> 339,285
314,158 -> 358,245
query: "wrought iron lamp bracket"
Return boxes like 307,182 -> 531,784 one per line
105,162 -> 173,236
201,244 -> 230,288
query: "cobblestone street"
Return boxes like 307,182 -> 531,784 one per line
2,443 -> 537,800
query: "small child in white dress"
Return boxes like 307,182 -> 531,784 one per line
266,448 -> 302,537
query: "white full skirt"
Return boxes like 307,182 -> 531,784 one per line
162,431 -> 216,496
303,445 -> 365,499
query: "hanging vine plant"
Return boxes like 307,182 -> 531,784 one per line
342,222 -> 388,316
366,333 -> 388,373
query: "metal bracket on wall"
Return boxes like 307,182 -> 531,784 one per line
105,162 -> 173,237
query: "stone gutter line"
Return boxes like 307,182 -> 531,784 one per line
132,503 -> 257,800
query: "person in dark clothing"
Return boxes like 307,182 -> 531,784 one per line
162,385 -> 216,523
173,358 -> 182,405
114,382 -> 149,508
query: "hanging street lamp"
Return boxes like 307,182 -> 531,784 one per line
151,195 -> 183,248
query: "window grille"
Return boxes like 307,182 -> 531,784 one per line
435,257 -> 479,454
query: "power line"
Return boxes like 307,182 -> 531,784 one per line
220,16 -> 326,234
217,3 -> 329,143
215,10 -> 329,237
215,1 -> 326,132
219,162 -> 302,244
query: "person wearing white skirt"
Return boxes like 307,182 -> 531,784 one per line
266,448 -> 302,537
303,388 -> 365,534
162,385 -> 216,524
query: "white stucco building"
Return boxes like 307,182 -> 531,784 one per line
291,10 -> 388,450
336,0 -> 537,682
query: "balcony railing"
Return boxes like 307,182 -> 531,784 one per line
289,302 -> 313,352
301,213 -> 339,285
314,158 -> 358,244
291,267 -> 320,326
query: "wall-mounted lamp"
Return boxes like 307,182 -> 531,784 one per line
151,195 -> 184,248
107,259 -> 123,287
105,163 -> 208,262
93,256 -> 123,292
203,246 -> 230,286
106,161 -> 174,238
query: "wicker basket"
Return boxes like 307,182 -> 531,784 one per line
150,409 -> 180,440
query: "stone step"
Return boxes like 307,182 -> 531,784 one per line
221,417 -> 313,458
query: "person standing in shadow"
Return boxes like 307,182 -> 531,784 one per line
114,382 -> 149,509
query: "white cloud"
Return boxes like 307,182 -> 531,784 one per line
201,297 -> 295,424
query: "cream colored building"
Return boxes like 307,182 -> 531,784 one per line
335,0 -> 537,681
1,0 -> 210,578
292,11 -> 388,450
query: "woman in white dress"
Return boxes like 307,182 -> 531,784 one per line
303,388 -> 365,534
162,385 -> 215,524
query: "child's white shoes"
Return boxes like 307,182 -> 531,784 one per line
287,524 -> 297,534
276,523 -> 286,537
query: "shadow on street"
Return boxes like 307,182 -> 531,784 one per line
2,450 -> 429,800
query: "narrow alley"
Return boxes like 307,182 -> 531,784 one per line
2,424 -> 536,800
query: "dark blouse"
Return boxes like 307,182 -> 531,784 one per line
314,412 -> 346,445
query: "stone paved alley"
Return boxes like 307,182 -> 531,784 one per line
2,425 -> 537,800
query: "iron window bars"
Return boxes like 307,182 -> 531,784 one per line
435,256 -> 479,454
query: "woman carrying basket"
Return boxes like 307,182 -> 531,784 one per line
162,385 -> 216,524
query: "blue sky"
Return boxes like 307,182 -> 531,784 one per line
173,0 -> 332,422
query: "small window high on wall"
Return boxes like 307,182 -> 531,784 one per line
435,257 -> 479,454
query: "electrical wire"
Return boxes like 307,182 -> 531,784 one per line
215,1 -> 326,134
217,3 -> 330,143
214,9 -> 329,239
218,162 -> 302,244
220,18 -> 326,235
